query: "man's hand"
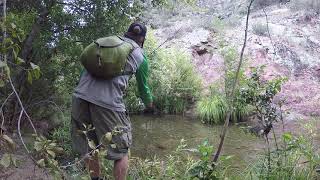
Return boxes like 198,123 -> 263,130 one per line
143,103 -> 160,115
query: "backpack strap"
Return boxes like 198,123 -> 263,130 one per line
115,36 -> 142,76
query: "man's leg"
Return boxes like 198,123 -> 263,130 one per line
85,153 -> 100,179
113,155 -> 129,180
71,97 -> 101,179
89,104 -> 132,180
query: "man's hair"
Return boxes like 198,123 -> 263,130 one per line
124,22 -> 147,47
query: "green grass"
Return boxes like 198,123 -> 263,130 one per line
50,111 -> 72,155
196,94 -> 228,124
125,30 -> 202,114
196,84 -> 250,124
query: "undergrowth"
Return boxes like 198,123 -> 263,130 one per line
242,122 -> 320,180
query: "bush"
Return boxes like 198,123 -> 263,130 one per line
252,23 -> 268,36
124,30 -> 202,114
242,124 -> 320,179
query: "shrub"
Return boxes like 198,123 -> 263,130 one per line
252,23 -> 268,36
124,30 -> 202,114
242,124 -> 320,179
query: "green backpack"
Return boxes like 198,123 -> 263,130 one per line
80,36 -> 137,79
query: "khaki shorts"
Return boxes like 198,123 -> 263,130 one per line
71,96 -> 132,160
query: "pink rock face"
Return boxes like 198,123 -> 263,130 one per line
279,74 -> 320,117
192,50 -> 225,90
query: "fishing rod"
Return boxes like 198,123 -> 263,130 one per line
149,26 -> 183,56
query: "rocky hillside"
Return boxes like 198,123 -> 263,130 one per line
144,1 -> 320,123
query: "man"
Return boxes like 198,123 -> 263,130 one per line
71,22 -> 153,180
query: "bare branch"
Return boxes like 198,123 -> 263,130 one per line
17,110 -> 30,153
263,8 -> 277,59
8,76 -> 37,134
212,0 -> 255,164
0,92 -> 13,134
60,143 -> 102,169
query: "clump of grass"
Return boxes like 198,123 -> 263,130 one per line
196,85 -> 250,124
252,23 -> 268,36
196,94 -> 228,124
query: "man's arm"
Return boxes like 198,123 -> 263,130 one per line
135,54 -> 153,107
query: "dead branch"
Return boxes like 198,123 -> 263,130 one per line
0,92 -> 13,133
8,76 -> 37,134
17,110 -> 30,153
212,0 -> 255,164
263,8 -> 277,59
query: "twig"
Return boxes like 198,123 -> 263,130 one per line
0,92 -> 13,133
0,111 -> 5,135
262,8 -> 277,60
212,0 -> 255,164
8,76 -> 37,134
60,143 -> 102,169
17,110 -> 31,153
17,110 -> 39,168
0,92 -> 13,111
25,100 -> 64,116
2,0 -> 7,63
265,134 -> 271,179
149,26 -> 183,56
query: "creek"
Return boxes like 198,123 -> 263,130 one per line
130,115 -> 265,168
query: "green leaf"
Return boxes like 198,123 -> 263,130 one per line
105,132 -> 112,142
1,134 -> 16,150
27,71 -> 32,84
11,155 -> 17,167
53,147 -> 64,154
34,141 -> 43,151
37,159 -> 45,168
0,153 -> 11,168
30,62 -> 40,70
12,49 -> 18,59
110,144 -> 117,149
16,57 -> 25,65
283,132 -> 293,142
4,66 -> 10,76
30,62 -> 41,80
0,80 -> 5,88
88,140 -> 96,150
0,61 -> 7,68
47,150 -> 56,158
10,23 -> 17,29
101,132 -> 112,146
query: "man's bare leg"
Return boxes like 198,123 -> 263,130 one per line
85,153 -> 100,178
113,155 -> 129,180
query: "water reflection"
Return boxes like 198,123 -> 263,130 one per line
131,115 -> 265,166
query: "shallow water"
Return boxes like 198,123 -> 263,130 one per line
130,115 -> 265,167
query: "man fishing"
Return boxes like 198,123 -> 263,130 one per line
71,22 -> 154,180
